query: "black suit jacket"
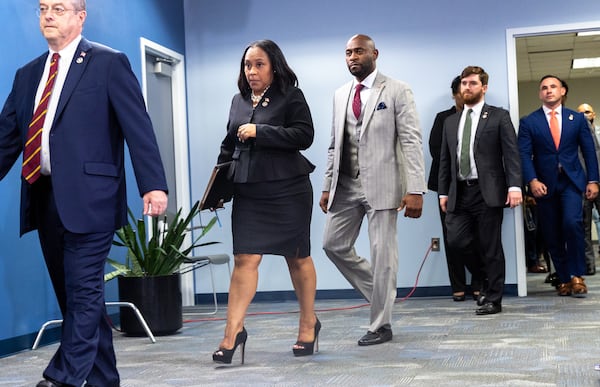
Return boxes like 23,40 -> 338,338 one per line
438,103 -> 522,212
217,86 -> 315,183
428,105 -> 457,191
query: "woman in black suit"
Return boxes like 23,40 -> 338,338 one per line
212,40 -> 320,364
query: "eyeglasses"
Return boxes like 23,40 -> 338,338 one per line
36,5 -> 79,17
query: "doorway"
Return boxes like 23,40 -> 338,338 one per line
140,38 -> 194,305
507,21 -> 600,296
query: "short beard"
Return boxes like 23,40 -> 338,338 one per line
462,90 -> 483,105
348,63 -> 373,81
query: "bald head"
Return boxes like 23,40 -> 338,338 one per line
577,103 -> 596,124
345,34 -> 378,81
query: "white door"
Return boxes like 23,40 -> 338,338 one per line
140,38 -> 194,306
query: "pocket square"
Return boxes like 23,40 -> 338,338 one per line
376,102 -> 387,110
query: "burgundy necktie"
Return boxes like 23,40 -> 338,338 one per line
22,53 -> 60,184
352,84 -> 364,119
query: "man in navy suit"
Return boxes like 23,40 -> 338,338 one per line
0,1 -> 168,386
438,66 -> 522,315
518,75 -> 599,298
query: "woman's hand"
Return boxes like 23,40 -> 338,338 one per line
237,124 -> 256,142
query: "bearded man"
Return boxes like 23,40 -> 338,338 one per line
438,65 -> 522,315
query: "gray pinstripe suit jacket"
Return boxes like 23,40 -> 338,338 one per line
323,72 -> 426,209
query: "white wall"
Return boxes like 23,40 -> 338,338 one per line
183,0 -> 600,296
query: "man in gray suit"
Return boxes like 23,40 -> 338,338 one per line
320,34 -> 426,346
438,66 -> 522,315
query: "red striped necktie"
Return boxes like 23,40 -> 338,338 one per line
22,52 -> 60,184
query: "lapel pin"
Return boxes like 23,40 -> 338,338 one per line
482,111 -> 488,119
569,114 -> 574,121
262,97 -> 270,107
76,51 -> 86,64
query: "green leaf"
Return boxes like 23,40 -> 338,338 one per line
105,201 -> 219,281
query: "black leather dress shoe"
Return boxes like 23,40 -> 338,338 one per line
475,302 -> 502,315
36,379 -> 69,387
476,294 -> 486,306
358,327 -> 393,346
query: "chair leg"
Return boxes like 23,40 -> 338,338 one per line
105,302 -> 156,343
32,319 -> 63,350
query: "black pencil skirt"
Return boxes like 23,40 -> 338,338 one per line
231,175 -> 312,258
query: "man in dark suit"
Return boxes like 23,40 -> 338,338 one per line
518,76 -> 599,298
0,1 -> 168,386
438,66 -> 522,315
428,75 -> 483,302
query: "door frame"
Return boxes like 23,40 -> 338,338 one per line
506,20 -> 600,296
139,38 -> 194,305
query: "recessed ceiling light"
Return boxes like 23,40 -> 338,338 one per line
577,31 -> 600,37
572,57 -> 600,69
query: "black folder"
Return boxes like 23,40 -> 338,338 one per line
199,161 -> 234,210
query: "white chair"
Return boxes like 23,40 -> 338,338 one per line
181,253 -> 231,315
32,302 -> 156,350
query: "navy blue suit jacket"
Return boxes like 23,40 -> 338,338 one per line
518,107 -> 599,196
0,38 -> 168,235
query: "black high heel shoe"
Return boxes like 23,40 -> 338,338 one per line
293,317 -> 321,357
212,327 -> 247,364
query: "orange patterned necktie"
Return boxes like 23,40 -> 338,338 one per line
549,109 -> 560,149
22,53 -> 60,184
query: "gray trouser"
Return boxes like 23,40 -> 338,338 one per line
323,174 -> 398,333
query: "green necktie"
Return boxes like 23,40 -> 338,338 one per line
459,108 -> 473,178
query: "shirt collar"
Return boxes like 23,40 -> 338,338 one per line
48,35 -> 82,65
543,104 -> 562,115
354,69 -> 378,89
464,100 -> 485,116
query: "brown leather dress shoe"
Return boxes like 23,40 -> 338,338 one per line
528,265 -> 548,273
571,276 -> 587,297
557,283 -> 571,296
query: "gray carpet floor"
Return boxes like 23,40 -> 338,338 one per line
3,270 -> 600,386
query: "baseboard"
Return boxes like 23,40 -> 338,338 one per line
0,312 -> 120,359
193,284 -> 518,304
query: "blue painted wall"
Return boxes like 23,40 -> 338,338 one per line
183,0 -> 600,297
0,0 -> 184,356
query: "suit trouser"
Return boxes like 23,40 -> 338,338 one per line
536,174 -> 586,283
437,205 -> 484,294
32,177 -> 119,387
445,183 -> 505,304
582,194 -> 600,271
323,173 -> 398,333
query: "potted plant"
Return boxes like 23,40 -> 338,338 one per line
106,200 -> 218,335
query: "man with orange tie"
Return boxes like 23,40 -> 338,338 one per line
0,1 -> 168,386
518,75 -> 599,298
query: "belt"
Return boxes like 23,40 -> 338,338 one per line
459,179 -> 478,187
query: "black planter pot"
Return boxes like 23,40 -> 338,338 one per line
117,273 -> 182,336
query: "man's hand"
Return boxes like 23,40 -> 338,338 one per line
439,197 -> 448,213
398,193 -> 423,218
586,182 -> 599,201
319,191 -> 330,213
143,190 -> 168,216
506,191 -> 523,208
529,179 -> 547,198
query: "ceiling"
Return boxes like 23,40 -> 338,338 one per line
517,32 -> 600,82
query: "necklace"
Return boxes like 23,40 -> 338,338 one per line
251,85 -> 270,105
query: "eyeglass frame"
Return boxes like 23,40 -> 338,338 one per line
36,5 -> 81,17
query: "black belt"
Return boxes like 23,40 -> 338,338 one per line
459,179 -> 478,187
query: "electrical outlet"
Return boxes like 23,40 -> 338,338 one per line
431,237 -> 440,251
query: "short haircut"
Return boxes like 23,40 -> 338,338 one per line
460,66 -> 489,86
451,75 -> 461,95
